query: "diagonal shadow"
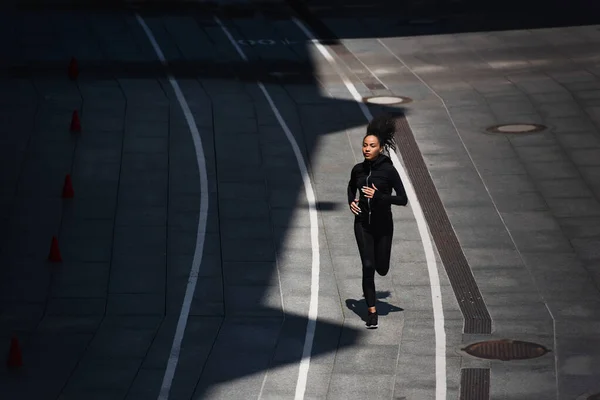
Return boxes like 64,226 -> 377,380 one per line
0,6 -> 409,399
1,59 -> 316,83
1,1 -> 599,399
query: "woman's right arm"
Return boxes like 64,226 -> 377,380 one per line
347,167 -> 357,204
347,167 -> 361,215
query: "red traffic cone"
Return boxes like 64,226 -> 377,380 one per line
62,174 -> 74,198
70,110 -> 81,133
68,57 -> 78,80
48,236 -> 62,262
6,337 -> 22,368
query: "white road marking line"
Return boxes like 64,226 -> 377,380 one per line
214,16 -> 321,400
292,17 -> 448,400
135,14 -> 211,400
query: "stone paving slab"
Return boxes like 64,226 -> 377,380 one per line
2,4 -> 600,400
327,18 -> 600,399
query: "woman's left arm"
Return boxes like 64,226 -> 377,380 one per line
374,167 -> 408,206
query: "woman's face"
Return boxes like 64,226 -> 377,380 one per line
362,135 -> 382,161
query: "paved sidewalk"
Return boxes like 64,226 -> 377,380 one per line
1,3 -> 599,400
326,18 -> 600,399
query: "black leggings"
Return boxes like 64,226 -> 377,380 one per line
354,218 -> 393,308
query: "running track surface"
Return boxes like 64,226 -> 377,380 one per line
1,3 -> 600,400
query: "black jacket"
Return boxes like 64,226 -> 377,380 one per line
347,154 -> 408,224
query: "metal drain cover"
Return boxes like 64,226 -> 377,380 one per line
363,95 -> 412,105
462,339 -> 550,361
486,123 -> 546,133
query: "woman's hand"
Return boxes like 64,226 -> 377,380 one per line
361,184 -> 378,199
349,199 -> 361,215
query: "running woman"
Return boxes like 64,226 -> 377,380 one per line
347,114 -> 408,329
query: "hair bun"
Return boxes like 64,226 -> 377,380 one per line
366,113 -> 397,152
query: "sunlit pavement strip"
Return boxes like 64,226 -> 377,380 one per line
212,16 -> 322,400
320,20 -> 600,399
290,16 -> 448,400
1,4 -> 600,400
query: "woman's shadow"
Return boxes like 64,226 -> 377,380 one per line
345,291 -> 404,322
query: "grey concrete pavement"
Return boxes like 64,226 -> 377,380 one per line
327,18 -> 600,399
1,3 -> 600,400
0,9 -> 370,400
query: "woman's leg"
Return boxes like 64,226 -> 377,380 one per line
363,267 -> 377,309
354,221 -> 377,310
374,233 -> 393,276
374,217 -> 394,276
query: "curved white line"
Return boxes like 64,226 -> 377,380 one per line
291,18 -> 447,400
135,14 -> 210,400
213,16 -> 321,400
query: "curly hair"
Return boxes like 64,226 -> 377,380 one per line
364,113 -> 397,152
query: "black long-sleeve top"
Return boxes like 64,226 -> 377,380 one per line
347,154 -> 408,224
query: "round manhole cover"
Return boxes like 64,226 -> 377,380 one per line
486,123 -> 546,134
363,95 -> 412,105
462,339 -> 550,361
